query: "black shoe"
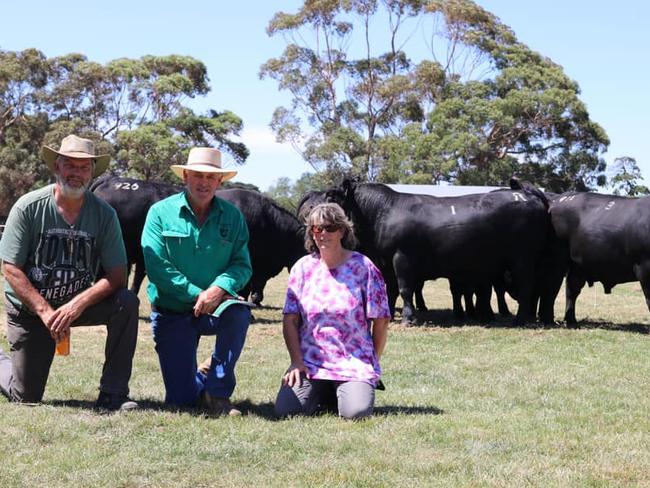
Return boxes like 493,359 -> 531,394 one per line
95,391 -> 138,412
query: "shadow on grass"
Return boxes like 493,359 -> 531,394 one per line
42,397 -> 443,418
251,317 -> 282,325
564,319 -> 650,334
236,399 -> 444,420
45,397 -> 193,414
237,399 -> 277,419
255,305 -> 283,311
399,308 -> 650,334
44,398 -> 278,418
374,405 -> 444,416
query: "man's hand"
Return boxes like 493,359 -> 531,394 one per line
44,301 -> 83,342
193,286 -> 241,317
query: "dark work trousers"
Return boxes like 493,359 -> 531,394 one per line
0,288 -> 139,403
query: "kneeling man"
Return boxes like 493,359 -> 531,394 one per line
0,135 -> 139,411
142,147 -> 252,416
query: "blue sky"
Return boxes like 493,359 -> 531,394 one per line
2,1 -> 648,191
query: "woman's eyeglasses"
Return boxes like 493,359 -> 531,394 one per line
311,224 -> 340,234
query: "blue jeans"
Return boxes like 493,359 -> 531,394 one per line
151,304 -> 251,407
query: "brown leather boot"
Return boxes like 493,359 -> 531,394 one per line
200,391 -> 241,417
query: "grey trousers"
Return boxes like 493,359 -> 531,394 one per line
274,373 -> 375,419
0,288 -> 139,403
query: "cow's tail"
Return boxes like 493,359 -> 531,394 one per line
509,177 -> 549,210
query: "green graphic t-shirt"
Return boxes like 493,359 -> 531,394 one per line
0,184 -> 126,312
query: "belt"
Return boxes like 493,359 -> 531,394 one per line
151,304 -> 190,315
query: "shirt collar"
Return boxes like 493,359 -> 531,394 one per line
179,190 -> 223,222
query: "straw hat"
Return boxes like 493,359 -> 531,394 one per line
170,148 -> 237,181
42,135 -> 110,178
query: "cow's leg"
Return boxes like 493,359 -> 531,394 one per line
474,282 -> 494,323
510,262 -> 536,326
464,287 -> 476,318
387,283 -> 399,319
537,267 -> 565,325
380,265 -> 399,320
449,279 -> 465,318
393,252 -> 417,325
493,279 -> 511,317
130,259 -> 147,296
239,279 -> 253,303
633,262 -> 650,315
414,280 -> 428,312
537,241 -> 569,325
249,277 -> 267,306
564,268 -> 586,327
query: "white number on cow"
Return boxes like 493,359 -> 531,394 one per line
113,182 -> 140,191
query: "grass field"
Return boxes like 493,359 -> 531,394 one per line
1,272 -> 650,487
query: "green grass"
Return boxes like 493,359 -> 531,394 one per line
1,274 -> 650,487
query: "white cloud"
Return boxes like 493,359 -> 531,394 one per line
225,125 -> 313,191
242,126 -> 297,157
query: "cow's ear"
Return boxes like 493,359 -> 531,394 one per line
509,176 -> 522,190
341,178 -> 355,195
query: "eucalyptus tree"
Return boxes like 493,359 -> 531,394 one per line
0,49 -> 248,213
608,156 -> 649,196
261,0 -> 609,191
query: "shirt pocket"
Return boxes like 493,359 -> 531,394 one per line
161,228 -> 192,256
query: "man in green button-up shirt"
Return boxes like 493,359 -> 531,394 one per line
142,147 -> 252,416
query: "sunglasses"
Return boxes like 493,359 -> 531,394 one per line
311,224 -> 340,234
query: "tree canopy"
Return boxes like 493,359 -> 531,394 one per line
260,0 -> 610,191
0,49 -> 248,214
608,157 -> 649,196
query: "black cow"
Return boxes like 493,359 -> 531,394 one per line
323,179 -> 551,324
90,176 -> 179,293
91,176 -> 305,304
298,186 -> 517,321
217,188 -> 305,304
297,190 -> 327,224
548,192 -> 650,325
297,189 -> 436,312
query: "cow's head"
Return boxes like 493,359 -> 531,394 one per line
325,177 -> 357,209
296,190 -> 327,224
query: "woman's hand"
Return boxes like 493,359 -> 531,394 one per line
282,362 -> 309,387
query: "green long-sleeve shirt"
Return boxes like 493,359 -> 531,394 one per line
141,191 -> 252,312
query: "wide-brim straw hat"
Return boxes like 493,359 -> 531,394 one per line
170,147 -> 237,181
42,135 -> 110,178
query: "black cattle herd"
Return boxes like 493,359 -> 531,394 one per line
2,176 -> 648,327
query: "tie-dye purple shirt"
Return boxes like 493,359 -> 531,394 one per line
283,251 -> 390,385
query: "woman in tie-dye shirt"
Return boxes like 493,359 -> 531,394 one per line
274,203 -> 390,419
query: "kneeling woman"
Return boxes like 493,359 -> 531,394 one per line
275,203 -> 390,419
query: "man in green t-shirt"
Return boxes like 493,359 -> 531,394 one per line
0,135 -> 139,411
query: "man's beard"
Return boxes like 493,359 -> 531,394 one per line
57,175 -> 90,198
